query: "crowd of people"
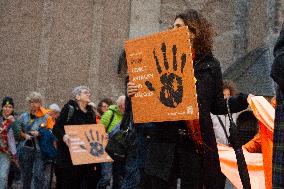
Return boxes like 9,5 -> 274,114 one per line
0,8 -> 283,189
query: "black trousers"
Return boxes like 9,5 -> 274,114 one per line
55,164 -> 101,189
143,141 -> 204,189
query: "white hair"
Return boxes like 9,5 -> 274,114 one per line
71,86 -> 90,99
49,103 -> 61,112
116,95 -> 126,105
26,91 -> 44,103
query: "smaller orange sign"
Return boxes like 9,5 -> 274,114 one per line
64,124 -> 113,165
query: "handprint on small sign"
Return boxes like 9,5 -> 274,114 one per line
145,43 -> 187,108
85,129 -> 105,157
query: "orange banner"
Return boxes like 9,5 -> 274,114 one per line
218,144 -> 265,189
250,96 -> 274,189
64,124 -> 113,165
249,96 -> 275,132
218,96 -> 275,189
125,27 -> 199,123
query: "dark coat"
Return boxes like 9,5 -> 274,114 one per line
52,100 -> 97,167
143,54 -> 248,188
271,22 -> 284,188
194,54 -> 248,188
272,23 -> 284,94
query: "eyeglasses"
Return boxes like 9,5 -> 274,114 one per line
29,100 -> 41,104
81,90 -> 91,95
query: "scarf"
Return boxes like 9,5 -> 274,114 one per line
0,119 -> 12,154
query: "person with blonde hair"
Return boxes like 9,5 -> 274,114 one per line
18,92 -> 55,189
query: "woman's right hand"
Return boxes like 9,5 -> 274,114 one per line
7,115 -> 15,123
127,82 -> 139,97
25,133 -> 32,140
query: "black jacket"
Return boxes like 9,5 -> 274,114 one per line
52,100 -> 97,167
194,54 -> 248,188
271,23 -> 284,93
271,22 -> 284,189
142,54 -> 248,188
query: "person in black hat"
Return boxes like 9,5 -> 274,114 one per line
0,97 -> 20,189
1,97 -> 21,141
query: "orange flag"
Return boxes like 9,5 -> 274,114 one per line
250,96 -> 274,189
218,96 -> 274,189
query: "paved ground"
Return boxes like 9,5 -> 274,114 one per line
11,176 -> 181,189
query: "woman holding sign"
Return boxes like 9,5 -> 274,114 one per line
53,86 -> 102,189
127,9 -> 251,189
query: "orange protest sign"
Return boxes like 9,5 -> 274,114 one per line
125,27 -> 199,123
64,124 -> 113,165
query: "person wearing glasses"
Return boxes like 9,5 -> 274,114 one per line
97,98 -> 114,119
53,86 -> 102,189
18,92 -> 54,189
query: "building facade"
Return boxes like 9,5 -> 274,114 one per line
0,0 -> 282,111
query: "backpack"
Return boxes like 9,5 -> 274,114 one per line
38,127 -> 58,160
66,105 -> 75,123
66,104 -> 96,123
105,115 -> 136,162
105,126 -> 129,162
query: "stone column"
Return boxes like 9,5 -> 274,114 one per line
266,0 -> 278,92
88,0 -> 105,100
91,0 -> 131,102
36,0 -> 53,99
233,0 -> 250,61
129,0 -> 161,38
266,0 -> 279,52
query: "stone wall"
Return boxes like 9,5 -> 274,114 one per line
0,0 -> 43,111
0,0 -> 130,111
0,0 -> 281,111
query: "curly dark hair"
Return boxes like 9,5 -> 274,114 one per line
175,9 -> 214,56
97,98 -> 114,116
223,80 -> 237,96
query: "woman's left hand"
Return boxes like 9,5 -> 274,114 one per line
29,130 -> 40,137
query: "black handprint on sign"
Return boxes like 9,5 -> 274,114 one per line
145,43 -> 187,108
85,129 -> 104,157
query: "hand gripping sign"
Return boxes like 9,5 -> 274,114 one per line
125,27 -> 199,123
64,124 -> 113,165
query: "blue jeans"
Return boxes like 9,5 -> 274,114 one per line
96,162 -> 112,189
0,153 -> 10,189
18,143 -> 51,189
